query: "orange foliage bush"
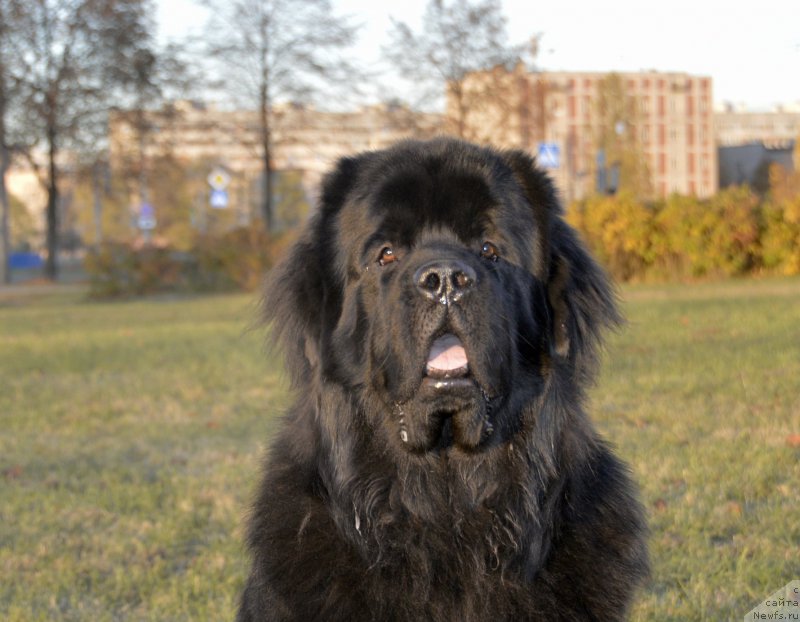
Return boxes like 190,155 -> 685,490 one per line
567,181 -> 791,282
566,192 -> 653,281
761,165 -> 800,275
85,225 -> 297,298
84,242 -> 182,298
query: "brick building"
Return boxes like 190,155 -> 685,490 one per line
109,100 -> 441,217
456,66 -> 718,201
715,104 -> 800,146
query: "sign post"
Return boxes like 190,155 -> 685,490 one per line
138,202 -> 156,229
537,142 -> 560,169
136,202 -> 156,243
210,189 -> 229,209
208,167 -> 231,210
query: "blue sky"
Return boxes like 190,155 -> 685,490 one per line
157,0 -> 800,110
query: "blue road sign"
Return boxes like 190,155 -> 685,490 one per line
537,142 -> 560,169
210,189 -> 229,209
138,203 -> 156,230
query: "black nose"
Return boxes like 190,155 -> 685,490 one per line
414,260 -> 477,304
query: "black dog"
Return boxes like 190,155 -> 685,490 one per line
237,138 -> 648,621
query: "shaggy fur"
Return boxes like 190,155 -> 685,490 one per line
237,138 -> 649,621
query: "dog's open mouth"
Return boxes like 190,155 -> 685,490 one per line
425,333 -> 469,378
423,333 -> 476,393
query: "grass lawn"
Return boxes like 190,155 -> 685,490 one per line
1,280 -> 799,620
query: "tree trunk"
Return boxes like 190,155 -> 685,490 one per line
259,84 -> 273,233
450,82 -> 467,139
136,108 -> 148,207
0,52 -> 10,284
0,141 -> 9,285
44,121 -> 59,280
92,161 -> 103,247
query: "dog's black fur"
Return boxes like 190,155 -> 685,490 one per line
237,138 -> 649,621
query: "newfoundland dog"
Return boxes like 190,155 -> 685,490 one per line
237,138 -> 648,621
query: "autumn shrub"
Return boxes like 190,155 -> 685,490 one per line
567,192 -> 654,281
649,194 -> 695,279
760,164 -> 800,275
84,243 -> 132,298
568,185 -> 771,282
85,242 -> 183,298
704,187 -> 761,276
761,196 -> 800,276
85,225 -> 297,298
190,224 -> 291,291
649,187 -> 760,279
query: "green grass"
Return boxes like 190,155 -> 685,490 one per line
1,280 -> 798,620
0,292 -> 285,620
598,280 -> 800,621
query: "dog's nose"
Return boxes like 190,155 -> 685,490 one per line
414,260 -> 477,304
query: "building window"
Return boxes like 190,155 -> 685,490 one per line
687,125 -> 694,145
641,126 -> 649,143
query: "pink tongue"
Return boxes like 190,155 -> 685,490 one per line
426,334 -> 468,372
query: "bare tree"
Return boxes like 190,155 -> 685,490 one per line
0,0 -> 22,284
5,0 -> 154,279
384,0 -> 523,139
595,73 -> 652,198
0,98 -> 9,284
98,42 -> 196,247
200,0 -> 360,232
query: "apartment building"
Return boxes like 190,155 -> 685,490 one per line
714,105 -> 799,190
457,66 -> 718,201
715,104 -> 800,146
109,100 -> 441,205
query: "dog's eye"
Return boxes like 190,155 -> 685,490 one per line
378,246 -> 397,266
480,241 -> 500,262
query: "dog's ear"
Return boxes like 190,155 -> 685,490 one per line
546,219 -> 622,381
503,149 -> 621,381
262,155 -> 362,386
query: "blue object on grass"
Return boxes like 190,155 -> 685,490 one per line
9,252 -> 44,270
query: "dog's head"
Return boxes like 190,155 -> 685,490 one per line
266,139 -> 619,455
